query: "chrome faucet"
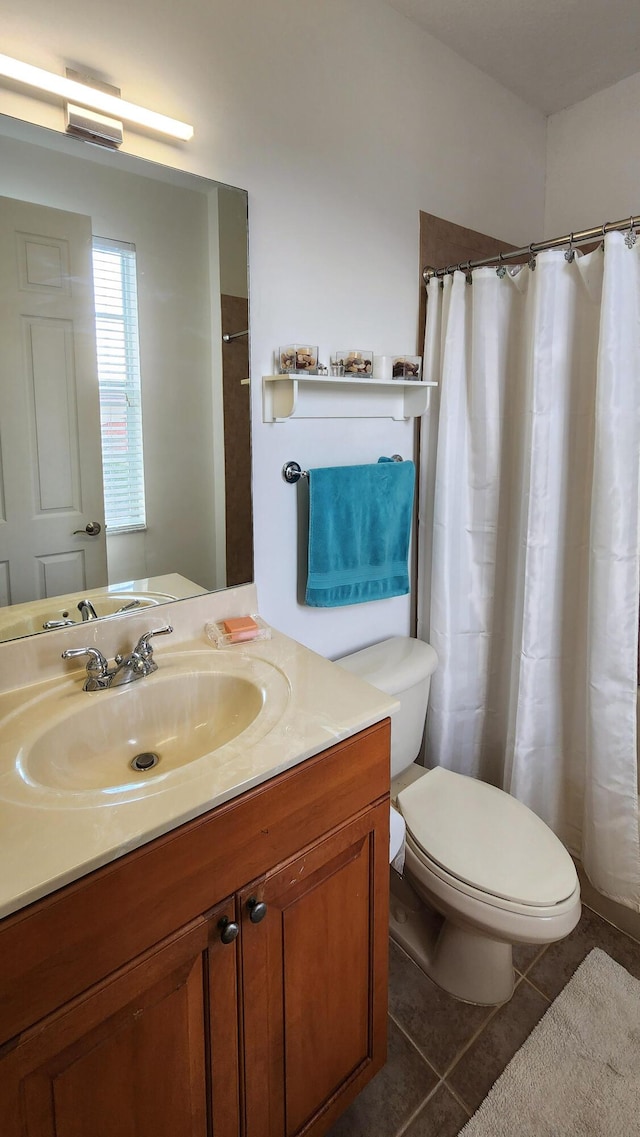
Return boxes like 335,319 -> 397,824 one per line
62,625 -> 174,691
77,598 -> 99,621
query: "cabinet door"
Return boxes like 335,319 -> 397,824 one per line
0,908 -> 239,1137
240,799 -> 389,1137
207,897 -> 242,1137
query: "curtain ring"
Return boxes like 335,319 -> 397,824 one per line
625,217 -> 637,249
528,242 -> 537,271
564,232 -> 575,262
496,251 -> 507,279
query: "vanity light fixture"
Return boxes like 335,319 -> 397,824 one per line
0,53 -> 194,143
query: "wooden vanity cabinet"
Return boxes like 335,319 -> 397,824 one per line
0,720 -> 390,1137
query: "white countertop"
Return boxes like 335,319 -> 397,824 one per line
0,614 -> 396,919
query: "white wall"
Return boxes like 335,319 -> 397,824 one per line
545,70 -> 640,236
0,0 -> 548,658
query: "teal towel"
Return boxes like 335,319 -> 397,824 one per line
305,458 -> 415,607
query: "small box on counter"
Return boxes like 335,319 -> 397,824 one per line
278,344 -> 318,375
392,356 -> 422,380
335,350 -> 374,376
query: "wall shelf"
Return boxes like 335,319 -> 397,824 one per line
262,374 -> 436,422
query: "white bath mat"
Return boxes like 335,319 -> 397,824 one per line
460,948 -> 640,1136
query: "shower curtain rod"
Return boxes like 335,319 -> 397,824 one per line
422,212 -> 640,283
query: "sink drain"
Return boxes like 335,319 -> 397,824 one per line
130,752 -> 160,773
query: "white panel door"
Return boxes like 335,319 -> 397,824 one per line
0,196 -> 107,604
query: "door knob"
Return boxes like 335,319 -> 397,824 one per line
73,521 -> 102,536
246,897 -> 267,924
218,917 -> 240,944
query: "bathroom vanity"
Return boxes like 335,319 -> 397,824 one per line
0,589 -> 395,1137
0,723 -> 390,1136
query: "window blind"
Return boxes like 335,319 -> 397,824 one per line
92,236 -> 146,532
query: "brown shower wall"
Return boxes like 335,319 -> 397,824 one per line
220,294 -> 253,587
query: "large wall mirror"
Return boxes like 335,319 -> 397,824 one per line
0,113 -> 252,644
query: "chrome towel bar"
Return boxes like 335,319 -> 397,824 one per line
282,456 -> 403,484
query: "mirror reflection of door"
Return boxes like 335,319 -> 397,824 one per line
0,196 -> 107,605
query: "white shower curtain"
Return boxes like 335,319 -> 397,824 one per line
418,233 -> 640,910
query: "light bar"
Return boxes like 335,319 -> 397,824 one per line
0,53 -> 193,141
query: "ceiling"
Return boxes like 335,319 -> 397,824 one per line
386,0 -> 640,115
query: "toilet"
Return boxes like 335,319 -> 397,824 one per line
335,636 -> 581,1005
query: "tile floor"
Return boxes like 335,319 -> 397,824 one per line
327,904 -> 640,1137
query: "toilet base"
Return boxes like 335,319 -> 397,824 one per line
389,870 -> 515,1005
428,920 -> 515,1005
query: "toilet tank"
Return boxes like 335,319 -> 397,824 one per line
335,637 -> 438,777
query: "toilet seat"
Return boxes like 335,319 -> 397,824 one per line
397,767 -> 577,910
403,831 -> 580,920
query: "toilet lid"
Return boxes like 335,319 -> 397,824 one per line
397,767 -> 577,907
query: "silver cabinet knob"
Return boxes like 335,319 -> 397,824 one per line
246,897 -> 267,924
73,521 -> 102,536
218,918 -> 240,944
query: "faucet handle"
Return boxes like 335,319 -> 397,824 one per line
115,599 -> 142,614
61,646 -> 109,676
134,625 -> 174,657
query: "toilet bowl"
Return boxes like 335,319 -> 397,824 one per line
335,636 -> 581,1005
397,766 -> 581,1003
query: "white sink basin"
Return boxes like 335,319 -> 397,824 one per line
0,651 -> 290,805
